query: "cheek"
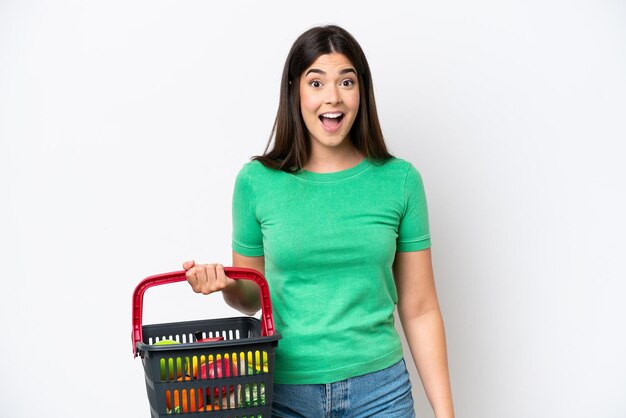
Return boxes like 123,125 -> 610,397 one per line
299,92 -> 318,116
344,91 -> 360,115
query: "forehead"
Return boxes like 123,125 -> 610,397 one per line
303,53 -> 355,74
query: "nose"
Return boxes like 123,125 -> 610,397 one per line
324,84 -> 342,104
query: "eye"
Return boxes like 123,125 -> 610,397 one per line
309,80 -> 323,88
340,79 -> 355,88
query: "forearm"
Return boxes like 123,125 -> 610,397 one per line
223,252 -> 264,315
400,307 -> 454,418
222,280 -> 261,315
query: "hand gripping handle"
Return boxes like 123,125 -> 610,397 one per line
132,267 -> 275,357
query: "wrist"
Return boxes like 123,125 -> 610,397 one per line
434,408 -> 455,418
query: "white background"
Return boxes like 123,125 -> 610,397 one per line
1,1 -> 625,417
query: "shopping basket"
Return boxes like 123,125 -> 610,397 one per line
132,267 -> 281,417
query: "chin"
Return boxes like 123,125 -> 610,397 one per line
321,139 -> 347,148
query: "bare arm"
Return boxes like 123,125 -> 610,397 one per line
393,249 -> 455,418
182,251 -> 264,316
222,251 -> 263,315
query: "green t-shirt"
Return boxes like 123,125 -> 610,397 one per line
232,157 -> 431,384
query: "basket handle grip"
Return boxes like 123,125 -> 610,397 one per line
132,267 -> 275,357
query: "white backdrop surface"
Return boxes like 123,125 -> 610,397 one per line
1,1 -> 625,417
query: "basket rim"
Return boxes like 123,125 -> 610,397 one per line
141,315 -> 261,331
136,332 -> 281,354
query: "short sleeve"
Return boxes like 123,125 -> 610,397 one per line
397,164 -> 431,252
231,164 -> 264,256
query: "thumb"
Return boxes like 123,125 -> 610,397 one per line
182,260 -> 195,270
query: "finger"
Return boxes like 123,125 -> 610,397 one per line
182,260 -> 195,271
205,264 -> 220,294
185,266 -> 201,293
215,263 -> 232,290
197,265 -> 211,295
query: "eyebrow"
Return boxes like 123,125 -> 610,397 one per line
305,68 -> 357,77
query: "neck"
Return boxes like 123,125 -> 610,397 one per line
304,141 -> 364,173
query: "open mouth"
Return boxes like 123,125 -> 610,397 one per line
319,112 -> 344,131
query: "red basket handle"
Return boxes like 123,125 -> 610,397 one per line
132,267 -> 275,357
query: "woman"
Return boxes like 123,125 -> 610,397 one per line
184,25 -> 454,417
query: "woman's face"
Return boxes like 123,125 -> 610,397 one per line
299,52 -> 360,153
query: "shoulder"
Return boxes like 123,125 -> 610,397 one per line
238,159 -> 264,174
371,157 -> 423,180
377,157 -> 412,169
236,159 -> 286,190
238,159 -> 278,177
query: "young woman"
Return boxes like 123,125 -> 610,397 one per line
183,25 -> 454,418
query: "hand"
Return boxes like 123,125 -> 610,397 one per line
182,260 -> 234,295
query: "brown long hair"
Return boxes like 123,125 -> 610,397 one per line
254,25 -> 392,172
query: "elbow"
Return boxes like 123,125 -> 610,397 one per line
223,293 -> 261,316
398,299 -> 441,322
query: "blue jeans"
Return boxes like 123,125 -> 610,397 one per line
271,359 -> 415,417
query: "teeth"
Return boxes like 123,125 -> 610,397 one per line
320,112 -> 342,119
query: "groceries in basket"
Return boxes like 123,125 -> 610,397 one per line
155,340 -> 187,380
158,347 -> 269,413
